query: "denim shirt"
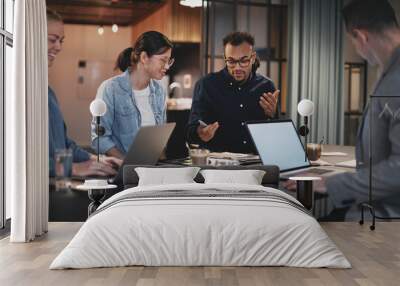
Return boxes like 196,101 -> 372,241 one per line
48,87 -> 90,177
91,70 -> 167,154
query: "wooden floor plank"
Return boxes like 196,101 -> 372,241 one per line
0,222 -> 399,286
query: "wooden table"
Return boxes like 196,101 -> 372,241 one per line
281,144 -> 356,220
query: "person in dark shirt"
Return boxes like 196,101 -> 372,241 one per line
186,32 -> 280,153
47,9 -> 121,177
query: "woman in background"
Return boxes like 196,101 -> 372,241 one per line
92,31 -> 174,159
47,9 -> 121,177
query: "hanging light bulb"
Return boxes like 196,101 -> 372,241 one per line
180,0 -> 202,8
112,24 -> 118,33
97,25 -> 104,36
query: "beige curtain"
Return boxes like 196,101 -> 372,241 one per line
7,0 -> 48,242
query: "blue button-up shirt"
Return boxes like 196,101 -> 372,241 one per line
48,87 -> 90,177
186,68 -> 277,153
91,69 -> 167,154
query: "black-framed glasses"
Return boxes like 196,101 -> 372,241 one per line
224,54 -> 253,68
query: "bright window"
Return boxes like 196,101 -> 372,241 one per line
1,0 -> 14,229
5,0 -> 14,33
5,44 -> 12,220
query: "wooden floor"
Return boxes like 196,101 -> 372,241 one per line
0,222 -> 399,286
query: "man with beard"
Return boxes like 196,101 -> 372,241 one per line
186,32 -> 280,153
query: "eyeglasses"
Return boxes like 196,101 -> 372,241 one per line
157,57 -> 175,68
224,54 -> 253,68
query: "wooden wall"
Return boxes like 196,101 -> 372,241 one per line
49,25 -> 133,146
131,0 -> 202,43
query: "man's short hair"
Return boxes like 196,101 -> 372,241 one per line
223,32 -> 255,47
342,0 -> 398,33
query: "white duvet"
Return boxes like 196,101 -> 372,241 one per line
50,183 -> 351,269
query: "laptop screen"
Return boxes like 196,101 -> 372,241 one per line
246,120 -> 310,172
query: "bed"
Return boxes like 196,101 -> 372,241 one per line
50,166 -> 350,269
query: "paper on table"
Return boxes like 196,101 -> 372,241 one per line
208,152 -> 259,160
310,159 -> 332,166
335,160 -> 356,168
321,152 -> 348,156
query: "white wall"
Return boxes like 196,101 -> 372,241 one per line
49,24 -> 132,146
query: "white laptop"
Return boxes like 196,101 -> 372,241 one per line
246,120 -> 342,179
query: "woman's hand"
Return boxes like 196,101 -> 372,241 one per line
105,147 -> 125,160
72,159 -> 117,177
100,156 -> 123,169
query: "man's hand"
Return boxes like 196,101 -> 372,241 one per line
197,122 -> 219,142
72,158 -> 118,177
259,90 -> 280,118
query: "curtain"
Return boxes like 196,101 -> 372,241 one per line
287,0 -> 344,144
7,0 -> 48,242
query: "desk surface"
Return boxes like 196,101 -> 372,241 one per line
48,145 -> 356,222
319,144 -> 355,165
279,145 -> 356,219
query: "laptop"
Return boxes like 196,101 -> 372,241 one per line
79,123 -> 175,184
246,120 -> 339,179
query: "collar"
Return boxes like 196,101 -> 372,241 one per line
381,45 -> 400,77
118,69 -> 155,93
222,67 -> 255,87
372,46 -> 400,94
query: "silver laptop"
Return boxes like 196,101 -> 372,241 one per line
246,120 -> 338,179
109,123 -> 176,184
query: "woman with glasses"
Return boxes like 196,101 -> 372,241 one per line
186,31 -> 280,154
91,31 -> 174,159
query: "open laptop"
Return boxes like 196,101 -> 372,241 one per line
78,123 -> 175,184
246,120 -> 339,179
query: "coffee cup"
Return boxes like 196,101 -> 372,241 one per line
189,148 -> 210,165
307,143 -> 322,161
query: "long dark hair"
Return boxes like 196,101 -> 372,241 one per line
115,31 -> 173,72
114,47 -> 133,72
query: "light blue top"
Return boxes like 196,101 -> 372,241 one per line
91,69 -> 167,154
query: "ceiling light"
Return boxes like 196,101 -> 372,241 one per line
97,26 -> 104,35
180,0 -> 202,8
112,24 -> 118,33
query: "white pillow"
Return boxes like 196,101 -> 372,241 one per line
200,169 -> 266,185
135,167 -> 201,186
